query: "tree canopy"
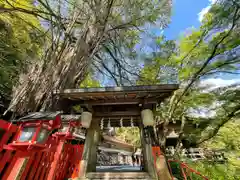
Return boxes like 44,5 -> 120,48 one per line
1,0 -> 172,115
137,0 -> 240,147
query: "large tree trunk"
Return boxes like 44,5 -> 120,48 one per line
5,0 -> 117,116
6,24 -> 101,115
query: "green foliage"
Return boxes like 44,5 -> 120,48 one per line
203,121 -> 240,157
80,74 -> 101,88
189,122 -> 240,180
73,74 -> 100,112
0,0 -> 44,98
0,2 -> 238,179
136,2 -> 240,179
137,36 -> 177,85
189,161 -> 239,180
138,0 -> 240,140
115,127 -> 140,147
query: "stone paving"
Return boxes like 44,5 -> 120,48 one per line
96,165 -> 141,172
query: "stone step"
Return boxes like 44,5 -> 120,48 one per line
86,172 -> 155,180
87,177 -> 156,179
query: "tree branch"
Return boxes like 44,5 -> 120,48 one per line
95,54 -> 120,86
196,104 -> 240,145
172,6 -> 240,116
103,45 -> 142,78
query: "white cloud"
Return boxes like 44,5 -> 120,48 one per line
189,78 -> 240,118
210,0 -> 218,4
198,0 -> 218,22
188,107 -> 217,118
200,78 -> 240,90
198,6 -> 211,22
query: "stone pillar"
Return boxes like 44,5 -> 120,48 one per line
140,109 -> 157,178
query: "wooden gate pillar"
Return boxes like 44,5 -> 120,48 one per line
87,120 -> 100,172
140,126 -> 157,178
77,119 -> 98,178
140,108 -> 158,179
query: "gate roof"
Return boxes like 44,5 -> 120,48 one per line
54,85 -> 179,127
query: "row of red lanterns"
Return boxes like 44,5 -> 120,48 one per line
4,111 -> 92,152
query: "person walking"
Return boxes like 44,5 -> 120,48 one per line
140,155 -> 144,170
136,155 -> 140,166
131,154 -> 136,166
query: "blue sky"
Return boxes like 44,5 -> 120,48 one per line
160,0 -> 240,82
103,0 -> 240,85
138,0 -> 210,52
162,0 -> 210,40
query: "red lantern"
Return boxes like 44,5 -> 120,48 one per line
6,112 -> 62,152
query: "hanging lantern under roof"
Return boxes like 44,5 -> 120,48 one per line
81,111 -> 92,128
141,109 -> 155,127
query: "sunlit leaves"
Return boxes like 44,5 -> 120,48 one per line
115,127 -> 141,146
0,0 -> 43,98
124,30 -> 140,49
189,121 -> 240,180
80,74 -> 101,88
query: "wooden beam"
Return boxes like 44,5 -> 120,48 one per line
78,98 -> 158,106
54,84 -> 179,95
93,117 -> 140,127
61,115 -> 81,121
59,92 -> 170,100
93,117 -> 140,120
94,111 -> 140,117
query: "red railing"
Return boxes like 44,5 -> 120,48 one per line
168,160 -> 209,180
152,146 -> 208,180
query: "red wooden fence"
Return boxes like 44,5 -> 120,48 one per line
0,119 -> 84,180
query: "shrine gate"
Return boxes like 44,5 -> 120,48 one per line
0,85 -> 208,180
